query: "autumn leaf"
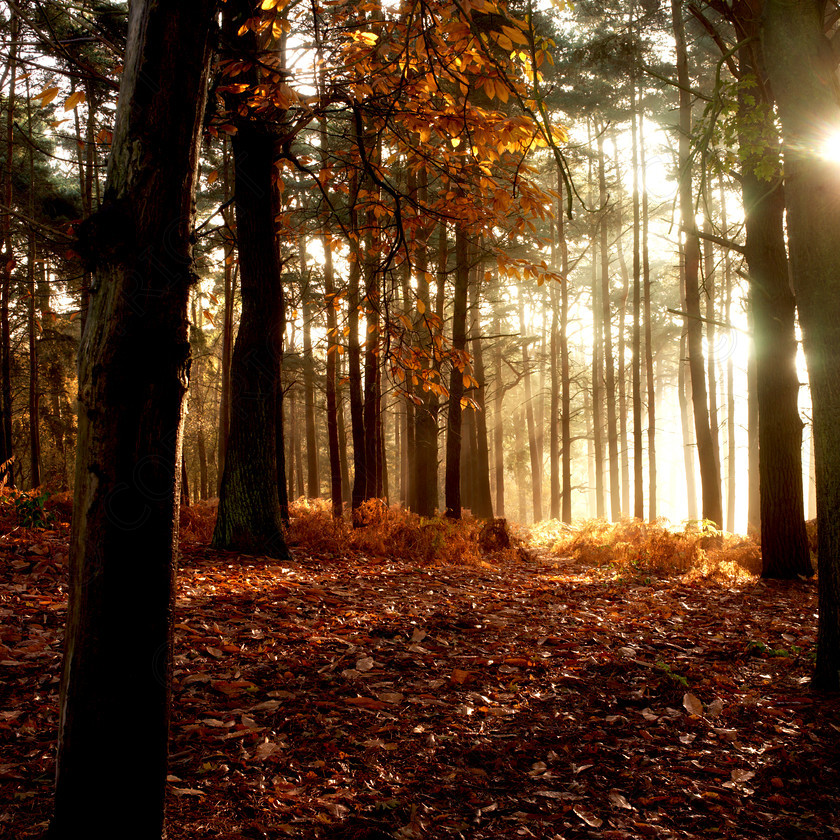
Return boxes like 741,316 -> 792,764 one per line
683,692 -> 704,716
63,90 -> 86,111
36,86 -> 60,107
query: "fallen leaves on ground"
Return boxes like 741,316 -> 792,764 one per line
2,511 -> 839,839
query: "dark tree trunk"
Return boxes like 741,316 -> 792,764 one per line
217,139 -> 235,495
212,3 -> 289,558
0,11 -> 17,483
49,4 -> 217,837
469,263 -> 493,519
414,219 -> 445,517
732,19 -> 810,576
347,176 -> 366,513
764,0 -> 840,686
445,225 -> 469,519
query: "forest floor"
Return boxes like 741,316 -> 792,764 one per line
2,500 -> 839,839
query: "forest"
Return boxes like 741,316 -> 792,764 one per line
2,0 -> 840,838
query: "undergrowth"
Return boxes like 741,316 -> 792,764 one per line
178,497 -> 523,566
179,499 -> 762,578
530,517 -> 761,580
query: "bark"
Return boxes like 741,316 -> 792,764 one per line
733,17 -> 810,576
49,4 -> 216,837
720,180 -> 736,534
672,0 -> 722,528
323,230 -> 342,516
764,0 -> 840,686
212,2 -> 289,558
558,173 -> 572,523
444,225 -> 469,519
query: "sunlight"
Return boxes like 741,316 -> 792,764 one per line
819,128 -> 840,162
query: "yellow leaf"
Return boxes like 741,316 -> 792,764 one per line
450,136 -> 461,148
261,0 -> 280,8
463,373 -> 471,389
207,170 -> 219,185
416,299 -> 426,314
496,81 -> 509,103
37,86 -> 60,106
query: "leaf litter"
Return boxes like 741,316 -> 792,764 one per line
2,504 -> 840,839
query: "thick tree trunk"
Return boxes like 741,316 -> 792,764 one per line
213,2 -> 289,558
444,225 -> 469,519
764,1 -> 840,686
49,4 -> 216,837
732,22 -> 810,575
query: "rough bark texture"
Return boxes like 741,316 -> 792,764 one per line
49,4 -> 217,837
213,0 -> 289,558
764,0 -> 840,686
733,16 -> 810,576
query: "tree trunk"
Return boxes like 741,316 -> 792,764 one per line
733,20 -> 810,576
672,0 -> 722,528
414,218 -> 445,517
212,3 -> 289,558
598,131 -> 620,520
679,327 -> 699,522
469,264 -> 492,519
0,10 -> 17,482
300,236 -> 320,499
49,4 -> 216,836
641,106 -> 656,520
631,84 -> 644,520
764,0 -> 840,686
493,311 -> 505,518
347,173 -> 366,514
520,290 -> 543,522
323,224 -> 342,517
445,225 -> 469,519
217,139 -> 235,495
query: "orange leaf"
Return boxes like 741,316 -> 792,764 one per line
63,90 -> 86,111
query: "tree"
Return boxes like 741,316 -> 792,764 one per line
212,0 -> 291,559
48,2 -> 218,836
763,0 -> 840,688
